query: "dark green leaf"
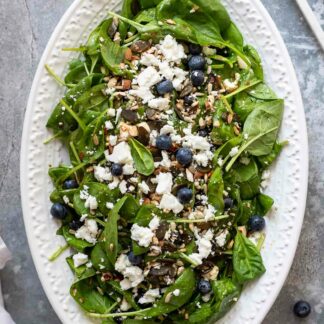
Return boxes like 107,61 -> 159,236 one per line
129,138 -> 154,176
243,99 -> 284,156
70,278 -> 113,314
207,167 -> 224,212
233,231 -> 265,283
62,225 -> 94,252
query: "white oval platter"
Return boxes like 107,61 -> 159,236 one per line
20,0 -> 308,323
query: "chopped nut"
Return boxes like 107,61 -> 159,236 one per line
233,125 -> 241,135
166,19 -> 176,25
202,265 -> 219,281
92,134 -> 99,146
124,48 -> 132,61
227,114 -> 233,124
164,292 -> 173,303
131,40 -> 151,53
238,226 -> 247,236
122,79 -> 132,90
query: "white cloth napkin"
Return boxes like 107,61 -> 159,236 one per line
0,237 -> 15,324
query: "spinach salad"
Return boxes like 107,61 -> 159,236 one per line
46,0 -> 285,322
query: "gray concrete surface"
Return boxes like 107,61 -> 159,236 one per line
0,0 -> 323,323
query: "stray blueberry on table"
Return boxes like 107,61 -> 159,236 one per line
69,219 -> 83,231
176,148 -> 193,166
111,163 -> 123,176
156,79 -> 173,95
188,55 -> 206,71
293,300 -> 311,318
50,203 -> 68,220
248,215 -> 265,232
128,251 -> 143,266
184,95 -> 194,106
188,43 -> 202,55
63,179 -> 78,190
177,187 -> 193,204
224,197 -> 234,210
191,70 -> 205,87
156,135 -> 172,151
198,279 -> 212,294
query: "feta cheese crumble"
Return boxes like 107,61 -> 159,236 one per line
115,254 -> 144,290
73,253 -> 88,268
159,193 -> 184,214
138,288 -> 161,304
75,219 -> 98,244
156,172 -> 173,195
131,224 -> 154,247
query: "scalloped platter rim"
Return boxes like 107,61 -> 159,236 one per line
20,0 -> 308,323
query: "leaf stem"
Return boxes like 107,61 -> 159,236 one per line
168,215 -> 229,223
94,218 -> 106,227
62,47 -> 86,52
257,233 -> 266,251
43,132 -> 62,144
45,64 -> 66,87
225,126 -> 279,172
88,308 -> 148,318
48,244 -> 69,261
56,162 -> 87,186
220,96 -> 234,114
60,99 -> 86,132
223,80 -> 262,99
179,253 -> 199,267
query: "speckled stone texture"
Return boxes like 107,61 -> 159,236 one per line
0,0 -> 322,323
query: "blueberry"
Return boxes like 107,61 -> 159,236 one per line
190,70 -> 205,87
184,95 -> 194,106
198,128 -> 209,137
198,279 -> 212,294
176,148 -> 193,166
69,219 -> 83,231
128,251 -> 143,266
224,197 -> 234,210
248,215 -> 265,232
50,203 -> 68,220
156,135 -> 172,150
177,187 -> 193,204
293,301 -> 311,318
188,55 -> 206,71
189,43 -> 202,55
156,79 -> 173,95
63,179 -> 78,190
111,163 -> 123,176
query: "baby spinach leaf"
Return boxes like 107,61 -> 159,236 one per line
46,74 -> 103,136
188,302 -> 214,323
142,268 -> 196,317
257,141 -> 287,169
243,99 -> 284,156
208,167 -> 224,212
233,231 -> 265,283
74,84 -> 108,113
140,0 -> 162,9
66,256 -> 96,280
232,159 -> 260,200
247,83 -> 277,101
256,193 -> 274,216
73,183 -> 120,216
90,243 -> 114,271
62,225 -> 94,252
212,136 -> 242,166
222,22 -> 243,49
119,195 -> 140,221
243,45 -> 264,80
107,281 -> 140,310
101,42 -> 128,77
102,196 -> 136,265
70,278 -> 114,314
129,138 -> 154,176
209,279 -> 241,321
